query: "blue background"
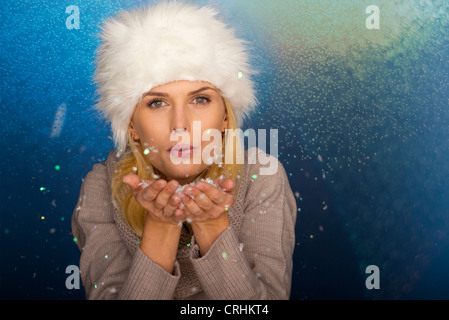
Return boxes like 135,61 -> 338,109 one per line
1,0 -> 448,299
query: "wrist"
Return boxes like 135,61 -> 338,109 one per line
141,212 -> 181,247
190,213 -> 229,256
191,212 -> 229,233
142,214 -> 182,240
139,213 -> 182,274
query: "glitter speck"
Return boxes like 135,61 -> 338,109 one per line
40,187 -> 46,191
222,252 -> 227,260
238,71 -> 243,79
251,174 -> 258,179
143,148 -> 150,155
73,237 -> 78,243
41,216 -> 45,220
54,165 -> 60,170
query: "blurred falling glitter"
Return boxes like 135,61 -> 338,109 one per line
49,102 -> 67,138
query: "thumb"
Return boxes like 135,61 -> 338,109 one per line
123,174 -> 151,193
218,178 -> 235,192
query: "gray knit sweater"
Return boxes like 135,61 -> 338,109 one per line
71,147 -> 297,299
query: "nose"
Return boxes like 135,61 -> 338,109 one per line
170,103 -> 189,133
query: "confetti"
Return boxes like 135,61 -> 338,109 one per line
138,180 -> 150,189
174,178 -> 220,195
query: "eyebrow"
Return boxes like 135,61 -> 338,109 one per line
143,86 -> 221,98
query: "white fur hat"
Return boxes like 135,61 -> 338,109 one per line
94,1 -> 257,152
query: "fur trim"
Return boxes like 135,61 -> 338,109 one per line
94,1 -> 257,151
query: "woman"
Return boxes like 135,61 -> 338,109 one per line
72,1 -> 297,300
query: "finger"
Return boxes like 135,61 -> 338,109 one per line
182,187 -> 203,216
183,187 -> 214,212
197,183 -> 235,214
194,181 -> 234,207
154,180 -> 179,212
172,208 -> 186,223
123,174 -> 150,194
217,178 -> 235,193
194,181 -> 223,203
182,187 -> 231,220
163,193 -> 183,217
140,179 -> 167,203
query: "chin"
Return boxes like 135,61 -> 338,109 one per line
165,163 -> 207,183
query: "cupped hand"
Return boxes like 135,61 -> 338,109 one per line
123,174 -> 185,225
179,178 -> 235,224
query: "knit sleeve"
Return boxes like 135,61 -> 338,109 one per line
189,151 -> 297,299
71,162 -> 180,300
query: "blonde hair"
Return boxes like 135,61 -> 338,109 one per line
111,99 -> 244,237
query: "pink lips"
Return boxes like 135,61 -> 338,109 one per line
168,144 -> 196,158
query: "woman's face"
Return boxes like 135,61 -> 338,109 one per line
130,80 -> 228,185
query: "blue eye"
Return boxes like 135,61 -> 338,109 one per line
147,100 -> 167,109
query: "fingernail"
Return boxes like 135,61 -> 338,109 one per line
156,181 -> 167,189
195,184 -> 204,191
